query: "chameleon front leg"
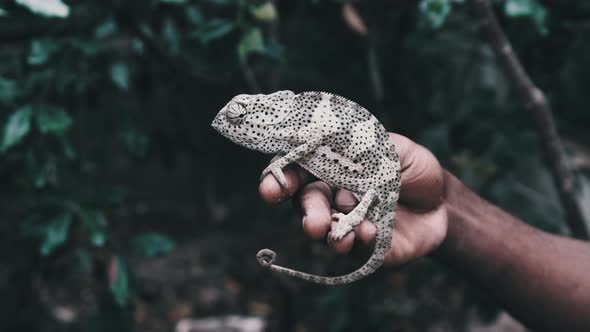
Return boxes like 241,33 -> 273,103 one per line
330,188 -> 378,241
260,137 -> 321,187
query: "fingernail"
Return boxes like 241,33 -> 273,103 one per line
302,216 -> 307,227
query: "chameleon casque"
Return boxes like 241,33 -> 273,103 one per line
211,90 -> 401,285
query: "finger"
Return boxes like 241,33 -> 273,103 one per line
328,221 -> 356,253
259,165 -> 313,204
383,205 -> 447,265
389,133 -> 444,210
300,181 -> 333,240
334,189 -> 358,213
354,219 -> 377,246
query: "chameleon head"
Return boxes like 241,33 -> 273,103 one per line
211,90 -> 296,153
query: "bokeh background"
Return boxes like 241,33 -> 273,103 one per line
2,0 -> 590,331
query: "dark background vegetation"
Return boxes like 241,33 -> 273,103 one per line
1,0 -> 589,331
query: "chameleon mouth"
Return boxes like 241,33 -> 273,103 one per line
211,111 -> 225,133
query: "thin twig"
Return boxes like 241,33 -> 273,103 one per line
469,0 -> 589,239
239,59 -> 262,94
367,39 -> 384,103
267,0 -> 282,92
341,2 -> 384,103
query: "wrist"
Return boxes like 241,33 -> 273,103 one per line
429,170 -> 455,261
429,170 -> 492,263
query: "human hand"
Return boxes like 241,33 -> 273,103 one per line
259,133 -> 447,266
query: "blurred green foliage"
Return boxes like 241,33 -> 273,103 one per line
1,0 -> 590,331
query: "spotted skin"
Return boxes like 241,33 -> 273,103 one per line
212,90 -> 401,285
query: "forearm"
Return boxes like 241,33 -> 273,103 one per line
434,171 -> 590,331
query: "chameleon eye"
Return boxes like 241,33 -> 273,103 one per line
226,102 -> 247,126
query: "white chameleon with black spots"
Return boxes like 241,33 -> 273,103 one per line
211,90 -> 401,285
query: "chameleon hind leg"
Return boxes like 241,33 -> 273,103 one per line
329,188 -> 378,241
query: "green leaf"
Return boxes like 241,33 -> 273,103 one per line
0,76 -> 17,104
28,39 -> 59,66
34,159 -> 57,189
0,7 -> 7,16
71,40 -> 103,57
195,19 -> 236,44
59,135 -> 76,160
504,0 -> 548,35
121,128 -> 149,157
40,213 -> 72,256
109,256 -> 131,306
110,63 -> 129,90
186,6 -> 203,25
160,0 -> 188,3
81,211 -> 107,247
533,14 -> 549,36
1,106 -> 33,152
162,17 -> 180,55
15,0 -> 70,18
65,203 -> 107,247
419,0 -> 451,29
250,2 -> 277,21
34,170 -> 47,189
36,106 -> 72,135
504,0 -> 533,16
131,232 -> 175,257
238,28 -> 265,60
132,38 -> 145,54
94,18 -> 118,39
77,249 -> 93,275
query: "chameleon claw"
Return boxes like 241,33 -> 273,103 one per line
329,224 -> 353,241
330,213 -> 355,241
261,165 -> 288,188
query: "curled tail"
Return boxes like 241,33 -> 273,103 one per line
256,211 -> 394,285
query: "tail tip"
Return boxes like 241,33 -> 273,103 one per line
256,249 -> 277,268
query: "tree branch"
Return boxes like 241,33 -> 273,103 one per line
469,0 -> 589,239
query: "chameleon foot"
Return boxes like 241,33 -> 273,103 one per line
256,249 -> 277,268
329,213 -> 355,241
260,164 -> 287,188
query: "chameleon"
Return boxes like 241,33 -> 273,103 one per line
211,90 -> 401,285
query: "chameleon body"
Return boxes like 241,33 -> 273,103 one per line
211,90 -> 400,285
